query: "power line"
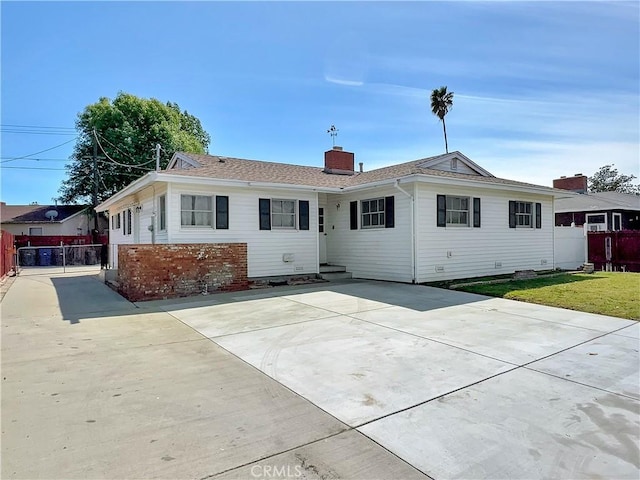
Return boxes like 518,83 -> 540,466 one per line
93,131 -> 155,171
0,157 -> 68,162
96,131 -> 156,166
1,129 -> 77,136
0,138 -> 76,164
1,166 -> 66,171
1,124 -> 75,130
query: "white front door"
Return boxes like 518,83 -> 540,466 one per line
319,207 -> 327,264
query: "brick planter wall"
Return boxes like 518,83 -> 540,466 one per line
118,243 -> 248,301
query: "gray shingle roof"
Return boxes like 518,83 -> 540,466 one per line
167,151 -> 556,191
1,205 -> 87,223
555,191 -> 640,212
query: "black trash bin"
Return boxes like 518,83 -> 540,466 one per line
20,248 -> 36,266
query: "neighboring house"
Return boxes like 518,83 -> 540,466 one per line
96,148 -> 571,283
0,203 -> 99,236
553,175 -> 640,231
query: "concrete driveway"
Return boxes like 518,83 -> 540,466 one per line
1,273 -> 638,479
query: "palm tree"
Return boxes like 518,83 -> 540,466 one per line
430,86 -> 454,153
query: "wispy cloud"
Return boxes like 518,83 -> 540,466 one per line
324,76 -> 364,87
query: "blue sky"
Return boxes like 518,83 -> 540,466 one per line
1,1 -> 638,205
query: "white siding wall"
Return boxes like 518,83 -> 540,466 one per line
167,183 -> 318,278
107,185 -> 163,268
415,184 -> 554,282
325,186 -> 413,282
554,226 -> 586,270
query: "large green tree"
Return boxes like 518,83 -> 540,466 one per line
588,165 -> 639,194
430,86 -> 454,153
59,92 -> 211,204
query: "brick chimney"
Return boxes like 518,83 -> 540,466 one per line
324,146 -> 355,175
553,174 -> 588,193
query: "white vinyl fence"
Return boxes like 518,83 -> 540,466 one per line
554,226 -> 586,270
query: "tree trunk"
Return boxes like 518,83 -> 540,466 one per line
442,117 -> 449,153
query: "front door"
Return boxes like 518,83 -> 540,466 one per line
319,207 -> 327,264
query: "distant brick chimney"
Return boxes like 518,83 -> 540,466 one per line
553,174 -> 588,193
324,146 -> 355,175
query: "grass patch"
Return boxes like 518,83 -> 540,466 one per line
457,272 -> 640,320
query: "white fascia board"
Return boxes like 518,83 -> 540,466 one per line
95,172 -> 158,211
167,152 -> 202,170
418,152 -> 494,177
157,173 -> 343,193
165,152 -> 180,170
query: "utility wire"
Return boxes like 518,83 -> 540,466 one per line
2,166 -> 66,171
1,129 -> 76,136
1,123 -> 75,130
95,168 -> 110,191
96,131 -> 156,166
0,138 -> 76,164
93,130 -> 155,171
0,157 -> 68,162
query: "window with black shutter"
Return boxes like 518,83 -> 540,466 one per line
350,201 -> 358,230
259,198 -> 271,230
216,196 -> 229,229
299,200 -> 309,230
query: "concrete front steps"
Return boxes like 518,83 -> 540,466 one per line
319,264 -> 352,281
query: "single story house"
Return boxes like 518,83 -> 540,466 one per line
553,175 -> 640,231
96,148 -> 572,283
0,203 -> 102,237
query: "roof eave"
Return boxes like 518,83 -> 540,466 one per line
96,172 -> 158,211
158,172 -> 343,193
344,173 -> 573,197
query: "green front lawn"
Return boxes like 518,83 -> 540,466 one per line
457,272 -> 640,320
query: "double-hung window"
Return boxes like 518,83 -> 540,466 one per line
259,198 -> 309,231
361,198 -> 385,228
181,195 -> 213,227
446,196 -> 470,226
515,201 -> 532,227
271,199 -> 296,229
509,201 -> 542,229
437,195 -> 480,228
349,196 -> 394,230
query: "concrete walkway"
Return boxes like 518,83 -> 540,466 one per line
1,273 -> 638,479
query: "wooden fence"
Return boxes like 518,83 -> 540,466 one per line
1,230 -> 16,278
14,234 -> 108,249
588,231 -> 640,272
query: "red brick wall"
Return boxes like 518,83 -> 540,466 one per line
117,243 -> 248,302
324,148 -> 354,172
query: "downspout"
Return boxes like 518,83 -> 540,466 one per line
551,197 -> 555,269
394,180 -> 416,283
